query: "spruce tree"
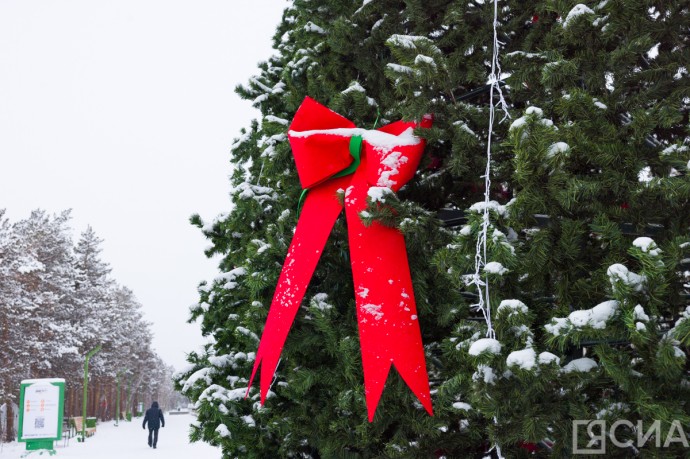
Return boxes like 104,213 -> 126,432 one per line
487,2 -> 690,456
0,210 -> 26,403
73,227 -> 114,363
176,1 -> 689,457
9,210 -> 81,378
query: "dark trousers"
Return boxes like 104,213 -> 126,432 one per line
148,428 -> 159,447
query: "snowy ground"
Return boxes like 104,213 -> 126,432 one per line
0,413 -> 220,459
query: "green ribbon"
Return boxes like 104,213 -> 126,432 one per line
372,108 -> 380,130
334,135 -> 363,178
297,135 -> 363,214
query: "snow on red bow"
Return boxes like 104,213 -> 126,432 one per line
246,96 -> 434,421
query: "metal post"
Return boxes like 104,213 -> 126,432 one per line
115,374 -> 120,427
125,380 -> 130,421
115,369 -> 126,427
81,345 -> 101,441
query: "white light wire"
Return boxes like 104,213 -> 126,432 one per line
470,0 -> 510,342
484,3 -> 510,458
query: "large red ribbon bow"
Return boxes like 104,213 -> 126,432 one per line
248,97 -> 433,421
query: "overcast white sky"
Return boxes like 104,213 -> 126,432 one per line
0,0 -> 287,369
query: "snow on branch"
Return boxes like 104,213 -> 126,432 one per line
545,300 -> 620,336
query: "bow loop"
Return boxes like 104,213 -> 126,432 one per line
366,114 -> 432,190
288,97 -> 355,189
289,134 -> 354,189
363,122 -> 423,192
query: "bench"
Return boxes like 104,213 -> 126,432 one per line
72,416 -> 96,437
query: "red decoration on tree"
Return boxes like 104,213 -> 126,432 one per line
519,441 -> 539,453
247,97 -> 434,421
428,155 -> 442,170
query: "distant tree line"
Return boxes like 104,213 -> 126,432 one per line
0,209 -> 175,442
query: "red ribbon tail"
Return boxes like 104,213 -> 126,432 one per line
246,179 -> 346,402
345,162 -> 433,422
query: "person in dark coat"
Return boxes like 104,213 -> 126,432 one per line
142,401 -> 165,448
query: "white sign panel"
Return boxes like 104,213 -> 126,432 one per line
21,382 -> 60,439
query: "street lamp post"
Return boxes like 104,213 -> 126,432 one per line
81,345 -> 101,441
115,369 -> 127,427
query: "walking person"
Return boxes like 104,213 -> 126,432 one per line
142,401 -> 165,448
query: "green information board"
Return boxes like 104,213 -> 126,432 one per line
18,378 -> 65,454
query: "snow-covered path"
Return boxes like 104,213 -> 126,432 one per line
0,413 -> 220,459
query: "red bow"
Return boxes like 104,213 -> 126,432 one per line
247,97 -> 433,421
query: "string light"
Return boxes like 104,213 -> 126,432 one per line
472,1 -> 510,455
